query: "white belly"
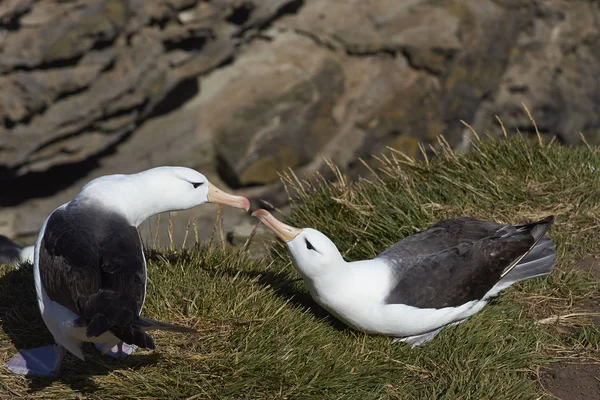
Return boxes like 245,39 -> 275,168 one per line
309,260 -> 488,337
317,288 -> 487,337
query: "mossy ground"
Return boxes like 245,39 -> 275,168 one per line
0,134 -> 598,399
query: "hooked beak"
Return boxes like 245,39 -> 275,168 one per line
251,209 -> 301,242
207,183 -> 250,211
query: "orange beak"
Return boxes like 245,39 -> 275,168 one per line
251,209 -> 301,242
207,183 -> 250,211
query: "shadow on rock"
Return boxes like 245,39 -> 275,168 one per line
0,263 -> 160,394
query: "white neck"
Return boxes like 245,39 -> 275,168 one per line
291,253 -> 347,283
74,170 -> 202,227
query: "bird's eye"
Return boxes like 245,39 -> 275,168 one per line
191,182 -> 204,189
305,239 -> 315,251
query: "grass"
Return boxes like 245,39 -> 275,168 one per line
0,133 -> 599,399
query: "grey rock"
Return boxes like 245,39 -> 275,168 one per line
0,0 -> 299,179
0,0 -> 33,26
472,0 -> 600,145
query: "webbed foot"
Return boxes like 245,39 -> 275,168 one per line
4,344 -> 66,377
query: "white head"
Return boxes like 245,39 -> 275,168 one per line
252,209 -> 345,280
79,166 -> 250,227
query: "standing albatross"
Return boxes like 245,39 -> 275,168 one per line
4,167 -> 250,377
252,210 -> 556,345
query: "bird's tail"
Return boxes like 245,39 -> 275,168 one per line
486,216 -> 556,298
133,316 -> 196,333
499,215 -> 554,278
108,317 -> 196,350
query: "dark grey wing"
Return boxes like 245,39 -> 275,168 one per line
40,203 -> 152,348
376,217 -> 505,259
83,213 -> 147,343
0,235 -> 22,264
381,217 -> 553,308
39,208 -> 102,315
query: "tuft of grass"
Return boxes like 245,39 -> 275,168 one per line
0,135 -> 598,399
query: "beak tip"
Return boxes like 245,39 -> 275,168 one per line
251,209 -> 266,218
207,182 -> 251,212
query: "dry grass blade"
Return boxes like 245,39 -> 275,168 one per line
193,218 -> 199,244
387,146 -> 417,166
219,206 -> 226,251
325,158 -> 348,189
153,213 -> 161,248
168,212 -> 174,250
418,141 -> 430,166
243,222 -> 261,253
579,132 -> 593,153
359,158 -> 386,185
496,115 -> 508,138
208,205 -> 222,249
535,313 -> 600,325
182,218 -> 191,249
522,102 -> 543,146
460,119 -> 481,143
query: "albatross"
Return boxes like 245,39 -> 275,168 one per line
252,209 -> 556,346
4,167 -> 250,377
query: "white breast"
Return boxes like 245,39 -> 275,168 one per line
308,259 -> 487,337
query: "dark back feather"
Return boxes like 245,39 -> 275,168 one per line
39,201 -> 151,347
378,217 -> 554,308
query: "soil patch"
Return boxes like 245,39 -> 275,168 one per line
572,256 -> 600,281
542,362 -> 600,400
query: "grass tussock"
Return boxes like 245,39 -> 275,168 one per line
0,134 -> 599,399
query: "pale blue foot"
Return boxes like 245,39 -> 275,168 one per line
95,342 -> 137,359
4,344 -> 66,377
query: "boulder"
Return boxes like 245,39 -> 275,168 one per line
199,0 -> 528,188
208,33 -> 345,187
472,0 -> 600,145
275,0 -> 533,155
199,30 -> 441,190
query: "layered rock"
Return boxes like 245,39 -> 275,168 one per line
473,0 -> 600,144
209,0 -> 600,192
2,0 -> 600,246
0,0 -> 297,178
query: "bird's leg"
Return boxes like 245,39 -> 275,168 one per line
119,342 -> 137,357
4,344 -> 66,377
96,341 -> 137,359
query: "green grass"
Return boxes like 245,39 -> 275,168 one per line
0,135 -> 599,399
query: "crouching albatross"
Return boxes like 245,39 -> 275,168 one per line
252,210 -> 556,346
4,167 -> 250,377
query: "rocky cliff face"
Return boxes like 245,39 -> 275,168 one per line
1,0 -> 599,245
